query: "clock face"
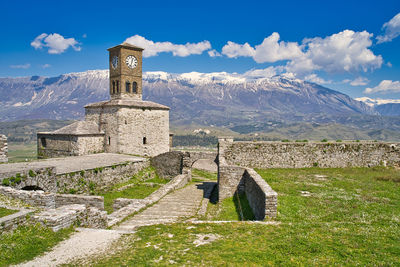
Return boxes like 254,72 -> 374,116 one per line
111,56 -> 118,69
125,55 -> 138,69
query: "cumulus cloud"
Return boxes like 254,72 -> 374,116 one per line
287,30 -> 382,75
364,80 -> 400,94
10,63 -> 31,69
124,35 -> 211,57
221,32 -> 302,63
41,64 -> 51,69
377,13 -> 400,43
31,33 -> 81,54
208,49 -> 222,57
304,74 -> 331,84
220,30 -> 382,77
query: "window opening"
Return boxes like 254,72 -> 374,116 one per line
132,82 -> 137,93
126,82 -> 131,93
143,137 -> 147,144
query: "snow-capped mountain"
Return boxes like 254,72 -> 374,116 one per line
0,70 -> 377,125
356,97 -> 400,116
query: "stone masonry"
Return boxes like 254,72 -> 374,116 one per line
0,135 -> 7,163
220,140 -> 400,169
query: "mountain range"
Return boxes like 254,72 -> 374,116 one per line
1,70 -> 400,139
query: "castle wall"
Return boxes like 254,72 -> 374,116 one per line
85,106 -> 120,153
0,135 -> 8,163
220,140 -> 400,169
37,134 -> 104,158
118,107 -> 169,157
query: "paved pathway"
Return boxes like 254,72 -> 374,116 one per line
15,228 -> 125,267
115,183 -> 205,230
0,153 -> 144,175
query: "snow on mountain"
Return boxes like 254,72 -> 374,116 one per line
0,70 -> 378,124
355,97 -> 400,107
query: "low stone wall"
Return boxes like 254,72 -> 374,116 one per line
33,204 -> 107,231
0,209 -> 33,231
0,135 -> 7,163
0,167 -> 57,192
0,186 -> 55,208
107,170 -> 192,227
220,140 -> 400,169
55,194 -> 104,210
0,186 -> 104,210
243,168 -> 277,219
57,159 -> 149,193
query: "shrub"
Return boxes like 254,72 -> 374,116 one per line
336,139 -> 342,142
281,139 -> 290,142
2,179 -> 10,186
321,139 -> 328,142
28,170 -> 36,177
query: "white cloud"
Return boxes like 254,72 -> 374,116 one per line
10,63 -> 31,69
287,30 -> 382,75
222,41 -> 255,58
221,32 -> 302,63
377,13 -> 400,43
349,77 -> 369,86
31,33 -> 81,54
124,35 -> 211,57
42,64 -> 51,69
243,66 -> 279,79
304,74 -> 331,84
208,49 -> 222,57
220,30 -> 382,77
364,80 -> 400,94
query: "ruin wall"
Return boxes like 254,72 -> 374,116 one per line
0,135 -> 7,163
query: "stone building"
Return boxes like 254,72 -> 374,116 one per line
38,43 -> 170,158
0,135 -> 8,163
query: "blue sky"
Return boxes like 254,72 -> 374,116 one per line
1,0 -> 400,99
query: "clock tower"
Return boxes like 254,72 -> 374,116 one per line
107,42 -> 143,100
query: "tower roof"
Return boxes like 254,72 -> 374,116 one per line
107,42 -> 144,51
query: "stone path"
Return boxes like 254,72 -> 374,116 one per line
15,228 -> 125,267
0,153 -> 144,175
115,183 -> 205,230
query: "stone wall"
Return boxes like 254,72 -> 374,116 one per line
37,133 -> 104,158
0,186 -> 104,209
0,167 -> 57,192
57,159 -> 149,193
243,168 -> 277,219
220,140 -> 400,169
33,204 -> 107,231
0,209 -> 33,231
85,105 -> 170,157
150,151 -> 184,178
0,135 -> 7,163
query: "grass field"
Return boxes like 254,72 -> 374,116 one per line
7,142 -> 37,163
79,166 -> 400,266
98,167 -> 168,213
0,224 -> 73,266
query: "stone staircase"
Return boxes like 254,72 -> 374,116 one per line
115,183 -> 205,230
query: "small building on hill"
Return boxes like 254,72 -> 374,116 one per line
37,43 -> 170,158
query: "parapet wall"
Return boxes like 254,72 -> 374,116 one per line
0,135 -> 8,163
220,140 -> 400,169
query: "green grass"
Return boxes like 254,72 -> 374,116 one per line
0,224 -> 73,266
7,142 -> 37,163
205,192 -> 254,221
0,207 -> 18,218
192,168 -> 217,180
81,167 -> 400,266
98,166 -> 168,213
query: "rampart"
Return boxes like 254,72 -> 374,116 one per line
220,140 -> 400,169
0,135 -> 8,163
